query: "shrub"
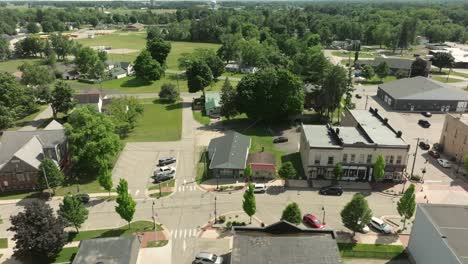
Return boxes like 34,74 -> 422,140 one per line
158,83 -> 179,102
226,221 -> 232,228
410,175 -> 421,182
218,215 -> 226,223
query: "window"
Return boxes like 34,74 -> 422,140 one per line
359,154 -> 365,163
327,156 -> 334,165
16,173 -> 25,181
464,136 -> 467,145
314,155 -> 321,165
350,154 -> 356,163
366,155 -> 373,164
385,156 -> 390,163
342,154 -> 348,163
396,156 -> 402,165
455,129 -> 458,138
389,156 -> 394,164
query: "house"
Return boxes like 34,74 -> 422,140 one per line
428,47 -> 468,68
124,23 -> 144,31
329,39 -> 360,50
407,204 -> 468,264
0,121 -> 67,192
204,91 -> 221,117
208,131 -> 251,178
73,89 -> 107,113
355,57 -> 432,76
105,61 -> 134,77
56,63 -> 79,80
377,77 -> 468,112
225,61 -> 258,74
247,152 -> 276,179
439,114 -> 468,165
73,236 -> 140,264
231,220 -> 342,264
110,67 -> 127,79
300,107 -> 409,181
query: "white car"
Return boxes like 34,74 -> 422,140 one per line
253,183 -> 267,193
437,159 -> 451,168
369,217 -> 392,234
194,252 -> 224,264
357,221 -> 370,233
153,166 -> 176,177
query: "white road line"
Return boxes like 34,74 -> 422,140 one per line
183,239 -> 186,251
174,230 -> 178,239
135,189 -> 140,196
192,228 -> 196,236
184,229 -> 187,238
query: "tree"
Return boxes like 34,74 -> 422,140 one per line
159,83 -> 179,102
375,62 -> 390,80
115,179 -> 137,228
373,155 -> 386,182
341,194 -> 373,237
186,59 -> 213,94
432,52 -> 455,72
217,33 -> 242,63
321,65 -> 348,119
58,194 -> 89,233
244,165 -> 253,179
292,46 -> 330,84
9,200 -> 67,261
361,64 -> 375,79
397,184 -> 416,229
14,36 -> 44,57
26,22 -> 40,34
0,106 -> 14,130
395,69 -> 408,79
38,158 -> 64,193
0,72 -> 37,121
50,34 -> 74,60
65,107 -> 122,177
373,23 -> 392,48
19,62 -> 55,88
45,51 -> 57,66
237,68 -> 304,121
278,162 -> 296,179
50,81 -> 75,119
333,163 -> 343,183
147,26 -> 162,42
180,49 -> 225,80
242,183 -> 256,224
106,97 -> 144,138
97,50 -> 108,63
410,58 -> 429,77
220,78 -> 238,119
147,37 -> 171,65
281,202 -> 301,224
74,47 -> 101,78
98,169 -> 113,197
0,36 -> 10,61
133,50 -> 164,82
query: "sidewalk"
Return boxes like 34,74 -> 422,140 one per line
0,192 -> 118,205
199,178 -> 246,192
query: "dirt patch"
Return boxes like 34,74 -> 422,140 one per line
106,48 -> 139,54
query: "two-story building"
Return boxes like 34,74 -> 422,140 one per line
300,107 -> 410,182
439,114 -> 468,165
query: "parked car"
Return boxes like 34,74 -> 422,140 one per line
418,119 -> 431,128
158,157 -> 176,166
303,213 -> 325,229
437,159 -> 451,168
154,173 -> 174,183
355,94 -> 362,99
421,112 -> 432,117
273,136 -> 288,143
74,193 -> 90,204
319,185 -> 343,196
432,143 -> 443,152
418,141 -> 430,150
369,217 -> 392,234
428,150 -> 440,159
193,252 -> 223,264
358,221 -> 370,233
253,183 -> 267,193
154,166 -> 176,177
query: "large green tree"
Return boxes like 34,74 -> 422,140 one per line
106,97 -> 144,138
397,184 -> 416,229
50,81 -> 75,119
220,78 -> 238,119
158,83 -> 180,103
98,168 -> 113,197
0,73 -> 37,126
292,45 -> 330,84
147,37 -> 171,65
9,201 -> 67,261
186,59 -> 213,93
432,52 -> 455,72
50,34 -> 74,60
373,155 -> 386,182
278,161 -> 297,179
410,58 -> 429,77
64,107 -> 122,178
115,179 -> 137,228
38,158 -> 64,194
179,49 -> 225,79
340,194 -> 373,237
361,64 -> 375,79
320,65 -> 347,119
242,183 -> 256,224
237,68 -> 304,121
375,62 -> 390,80
281,202 -> 302,225
0,36 -> 10,61
134,50 -> 164,82
58,194 -> 89,232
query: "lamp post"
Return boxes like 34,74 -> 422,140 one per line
151,201 -> 156,230
214,196 -> 217,224
158,180 -> 162,198
216,175 -> 219,191
322,206 -> 326,225
420,159 -> 428,183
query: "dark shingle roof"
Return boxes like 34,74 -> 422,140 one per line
74,93 -> 101,104
208,131 -> 250,170
357,57 -> 431,71
72,236 -> 140,264
247,152 -> 276,165
379,76 -> 468,101
231,221 -> 342,264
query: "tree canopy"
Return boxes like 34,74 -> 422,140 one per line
278,162 -> 297,179
373,155 -> 386,182
432,52 -> 455,72
340,194 -> 373,237
38,158 -> 64,193
220,78 -> 238,119
50,81 -> 75,119
147,37 -> 171,65
115,178 -> 137,228
281,202 -> 302,225
410,58 -> 429,77
186,59 -> 213,93
397,184 -> 416,229
58,194 -> 89,232
242,183 -> 256,223
134,50 -> 164,82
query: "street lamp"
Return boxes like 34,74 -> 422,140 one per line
214,196 -> 217,224
152,201 -> 156,230
216,175 -> 219,191
420,159 -> 428,183
322,206 -> 326,225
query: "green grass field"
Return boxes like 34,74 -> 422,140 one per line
338,243 -> 406,259
52,247 -> 79,263
360,75 -> 397,86
69,221 -> 160,242
431,76 -> 463,83
332,51 -> 375,59
0,58 -> 42,73
7,105 -> 48,131
125,99 -> 182,142
192,110 -> 211,125
0,238 -> 7,249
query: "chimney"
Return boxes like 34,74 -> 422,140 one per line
383,118 -> 388,124
396,131 -> 402,138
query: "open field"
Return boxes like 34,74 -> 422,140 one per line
338,243 -> 406,259
192,110 -> 211,125
125,99 -> 182,142
431,76 -> 464,83
332,51 -> 376,59
69,221 -> 160,242
0,58 -> 42,73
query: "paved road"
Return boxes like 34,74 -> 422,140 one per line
18,105 -> 53,131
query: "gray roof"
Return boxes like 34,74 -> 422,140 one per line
379,77 -> 468,101
72,236 -> 140,264
357,57 -> 431,71
418,204 -> 468,264
0,129 -> 66,169
302,125 -> 342,149
208,131 -> 251,170
231,220 -> 342,264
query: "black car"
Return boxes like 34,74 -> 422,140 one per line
418,141 -> 430,150
74,193 -> 90,204
154,173 -> 174,183
355,94 -> 362,99
421,112 -> 432,117
158,157 -> 176,166
273,136 -> 288,143
319,186 -> 343,196
418,119 -> 431,128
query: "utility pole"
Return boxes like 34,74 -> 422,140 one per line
410,138 -> 422,178
322,206 -> 326,225
214,196 -> 217,224
365,95 -> 369,110
152,201 -> 156,230
42,166 -> 51,190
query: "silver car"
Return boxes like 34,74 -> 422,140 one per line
153,166 -> 175,177
370,217 -> 392,234
193,252 -> 223,264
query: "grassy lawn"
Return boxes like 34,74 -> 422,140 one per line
222,72 -> 247,79
360,75 -> 397,86
51,247 -> 79,264
8,105 -> 48,131
0,238 -> 7,248
0,58 -> 43,73
431,69 -> 468,79
193,110 -> 211,125
125,99 -> 182,142
196,150 -> 212,184
69,221 -> 161,242
146,240 -> 169,248
148,179 -> 175,191
338,243 -> 407,259
431,76 -> 463,83
0,190 -> 41,200
332,51 -> 375,58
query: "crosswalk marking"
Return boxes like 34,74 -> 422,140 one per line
176,185 -> 198,192
171,228 -> 199,239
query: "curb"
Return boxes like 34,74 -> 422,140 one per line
197,183 -> 247,194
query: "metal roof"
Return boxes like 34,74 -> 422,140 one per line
73,236 -> 140,264
204,91 -> 221,112
379,77 -> 468,101
208,131 -> 250,170
302,125 -> 342,149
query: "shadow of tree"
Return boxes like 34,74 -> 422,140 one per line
121,77 -> 152,88
281,153 -> 306,179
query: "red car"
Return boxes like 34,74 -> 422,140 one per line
303,214 -> 325,229
428,150 -> 440,159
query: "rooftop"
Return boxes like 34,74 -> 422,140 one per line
208,131 -> 251,170
72,236 -> 140,264
379,77 -> 468,101
418,204 -> 468,264
204,91 -> 221,112
231,220 -> 342,264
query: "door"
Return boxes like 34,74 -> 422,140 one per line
456,101 -> 467,112
410,105 -> 414,111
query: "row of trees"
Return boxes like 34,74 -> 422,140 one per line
133,32 -> 171,82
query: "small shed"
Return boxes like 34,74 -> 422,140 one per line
247,152 -> 276,179
204,91 -> 221,117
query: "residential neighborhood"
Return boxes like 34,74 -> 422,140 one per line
0,1 -> 467,264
